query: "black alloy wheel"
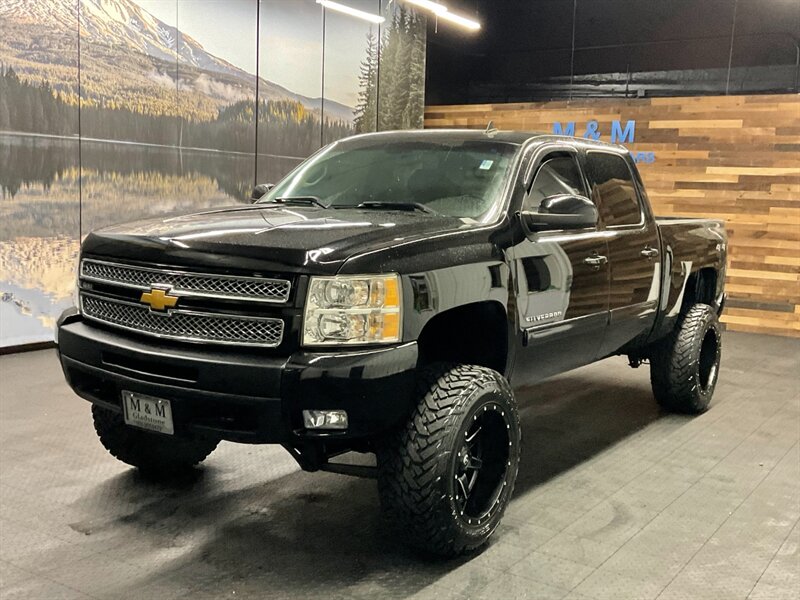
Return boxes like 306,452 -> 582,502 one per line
697,326 -> 720,393
453,402 -> 511,526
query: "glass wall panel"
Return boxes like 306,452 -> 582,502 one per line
322,0 -> 377,144
0,0 -> 80,346
176,0 -> 256,203
378,0 -> 426,129
257,0 -> 323,185
79,0 -> 180,145
79,0 -> 180,236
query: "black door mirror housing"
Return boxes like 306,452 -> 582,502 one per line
251,183 -> 274,202
521,194 -> 598,232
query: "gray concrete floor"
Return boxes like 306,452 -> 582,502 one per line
0,331 -> 798,600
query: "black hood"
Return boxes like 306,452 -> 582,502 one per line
81,204 -> 479,275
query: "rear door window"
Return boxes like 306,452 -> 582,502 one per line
585,152 -> 642,226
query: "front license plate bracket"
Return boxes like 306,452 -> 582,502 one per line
121,390 -> 174,435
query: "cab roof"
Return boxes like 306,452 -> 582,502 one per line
347,128 -> 623,150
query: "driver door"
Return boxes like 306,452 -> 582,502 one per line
510,149 -> 610,387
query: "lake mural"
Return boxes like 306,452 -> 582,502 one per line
0,0 -> 426,347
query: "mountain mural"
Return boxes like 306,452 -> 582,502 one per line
0,0 -> 426,348
0,0 -> 354,123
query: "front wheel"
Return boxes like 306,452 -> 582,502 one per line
650,303 -> 722,414
377,364 -> 521,558
92,405 -> 219,479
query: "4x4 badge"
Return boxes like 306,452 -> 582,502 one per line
140,287 -> 179,312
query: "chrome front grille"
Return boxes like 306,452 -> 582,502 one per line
80,293 -> 284,347
81,259 -> 291,303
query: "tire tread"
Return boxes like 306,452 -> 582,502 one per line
650,303 -> 721,414
92,405 -> 218,477
377,364 -> 520,557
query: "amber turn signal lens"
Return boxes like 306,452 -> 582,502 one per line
383,277 -> 400,308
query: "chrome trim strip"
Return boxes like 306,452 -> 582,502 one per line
79,292 -> 284,348
610,300 -> 658,313
80,258 -> 291,304
523,311 -> 602,334
522,141 -> 582,190
608,300 -> 659,321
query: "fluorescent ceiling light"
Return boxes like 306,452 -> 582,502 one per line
405,0 -> 447,15
437,10 -> 480,31
404,0 -> 481,31
316,0 -> 385,24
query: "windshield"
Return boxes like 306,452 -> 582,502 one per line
259,138 -> 519,219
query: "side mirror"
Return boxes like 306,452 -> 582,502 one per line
521,194 -> 598,232
251,183 -> 274,202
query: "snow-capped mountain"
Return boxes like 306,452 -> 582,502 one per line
81,0 -> 246,79
2,0 -> 247,79
0,0 -> 354,122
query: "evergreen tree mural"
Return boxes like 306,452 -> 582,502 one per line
353,30 -> 379,134
0,65 -> 78,136
404,11 -> 427,129
354,5 -> 426,133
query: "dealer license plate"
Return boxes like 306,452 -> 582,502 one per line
122,391 -> 174,435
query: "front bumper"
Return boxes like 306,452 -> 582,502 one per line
56,309 -> 418,443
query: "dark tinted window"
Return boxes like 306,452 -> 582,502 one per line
524,155 -> 586,212
585,152 -> 641,226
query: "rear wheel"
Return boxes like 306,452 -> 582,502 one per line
92,405 -> 218,479
377,364 -> 521,558
650,303 -> 722,414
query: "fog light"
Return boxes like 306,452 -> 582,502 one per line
302,410 -> 349,430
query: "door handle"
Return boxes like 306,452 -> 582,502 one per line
584,254 -> 608,269
641,246 -> 660,259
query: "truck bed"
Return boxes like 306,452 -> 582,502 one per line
648,215 -> 727,343
656,217 -> 726,267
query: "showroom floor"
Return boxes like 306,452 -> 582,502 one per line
0,331 -> 797,600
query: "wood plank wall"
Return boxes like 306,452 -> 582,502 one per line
425,94 -> 800,337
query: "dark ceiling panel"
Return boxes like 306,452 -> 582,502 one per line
425,0 -> 800,104
730,0 -> 800,67
573,0 -> 735,47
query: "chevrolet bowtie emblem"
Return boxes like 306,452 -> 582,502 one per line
140,288 -> 179,312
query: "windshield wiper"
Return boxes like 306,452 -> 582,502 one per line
270,196 -> 327,208
335,201 -> 438,215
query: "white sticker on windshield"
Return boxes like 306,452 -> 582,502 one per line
479,159 -> 494,170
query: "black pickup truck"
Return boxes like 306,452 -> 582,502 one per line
56,130 -> 727,557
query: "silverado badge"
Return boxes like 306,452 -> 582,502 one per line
140,287 -> 179,312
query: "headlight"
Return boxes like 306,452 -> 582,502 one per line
303,274 -> 401,346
